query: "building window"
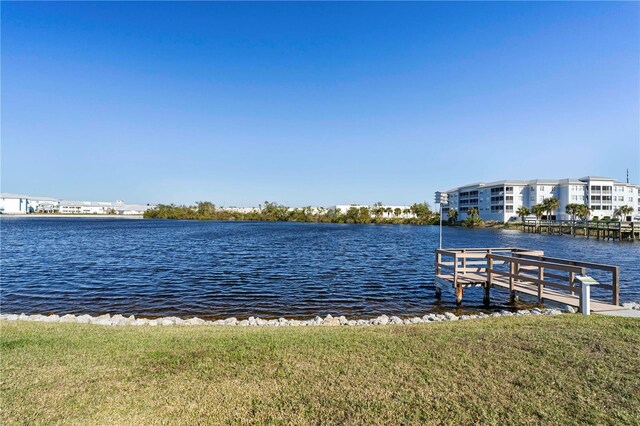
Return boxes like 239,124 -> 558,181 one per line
505,205 -> 513,212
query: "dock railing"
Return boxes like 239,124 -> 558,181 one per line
511,252 -> 619,305
435,248 -> 541,299
435,247 -> 541,278
485,253 -> 586,305
435,247 -> 620,310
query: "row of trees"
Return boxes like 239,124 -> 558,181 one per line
516,198 -> 635,222
144,201 -> 441,225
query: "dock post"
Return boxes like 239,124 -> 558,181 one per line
483,283 -> 490,307
612,267 -> 619,306
484,256 -> 493,307
455,285 -> 464,305
435,287 -> 442,300
537,266 -> 544,304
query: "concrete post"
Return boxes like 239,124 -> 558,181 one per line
576,275 -> 599,315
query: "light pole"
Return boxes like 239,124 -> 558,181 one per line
435,192 -> 448,249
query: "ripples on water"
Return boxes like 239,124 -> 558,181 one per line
1,218 -> 638,318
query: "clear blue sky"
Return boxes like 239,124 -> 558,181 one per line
2,2 -> 638,206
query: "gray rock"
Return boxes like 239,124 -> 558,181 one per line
622,302 -> 639,310
159,317 -> 176,326
248,317 -> 257,326
28,314 -> 47,322
76,315 -> 92,324
4,314 -> 18,321
545,309 -> 563,315
212,319 -> 225,325
338,316 -> 348,326
114,318 -> 131,326
347,320 -> 357,326
18,313 -> 29,321
356,319 -> 369,326
491,313 -> 502,318
289,319 -> 301,326
256,318 -> 267,326
376,315 -> 390,325
323,317 -> 341,326
187,317 -> 205,325
148,320 -> 158,326
131,319 -> 148,326
59,314 -> 77,323
94,318 -> 113,326
516,310 -> 531,316
238,319 -> 250,326
444,312 -> 458,321
94,314 -> 111,322
564,305 -> 576,314
224,317 -> 238,326
390,316 -> 403,325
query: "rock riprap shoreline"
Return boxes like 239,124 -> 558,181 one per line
0,308 -> 570,327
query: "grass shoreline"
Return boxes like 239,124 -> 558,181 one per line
2,316 -> 639,424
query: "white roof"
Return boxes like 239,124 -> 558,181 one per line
1,192 -> 59,201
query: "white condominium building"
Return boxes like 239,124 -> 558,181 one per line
437,176 -> 640,222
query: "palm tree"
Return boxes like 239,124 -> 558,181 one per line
516,206 -> 530,224
542,197 -> 560,221
467,207 -> 479,219
565,203 -> 580,222
531,204 -> 545,220
447,208 -> 458,224
616,205 -> 634,221
576,204 -> 591,221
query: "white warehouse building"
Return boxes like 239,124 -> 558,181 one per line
0,193 -> 60,214
437,176 -> 640,222
0,193 -> 154,216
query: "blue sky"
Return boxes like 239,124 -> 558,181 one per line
2,2 -> 638,206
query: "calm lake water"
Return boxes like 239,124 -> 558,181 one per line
1,218 -> 638,319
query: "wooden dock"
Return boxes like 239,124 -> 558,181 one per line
522,219 -> 640,241
435,247 -> 625,314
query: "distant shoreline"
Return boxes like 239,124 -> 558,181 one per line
0,214 -> 144,219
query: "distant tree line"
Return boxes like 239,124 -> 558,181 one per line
144,201 -> 440,225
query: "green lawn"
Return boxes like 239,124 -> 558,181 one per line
1,316 -> 639,425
